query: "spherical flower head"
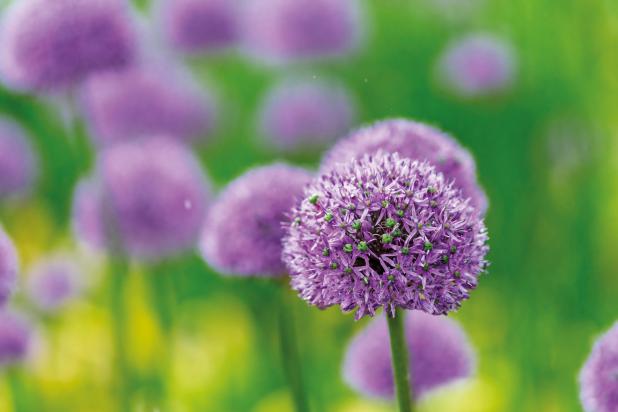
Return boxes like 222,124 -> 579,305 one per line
580,322 -> 618,412
242,0 -> 363,64
258,77 -> 356,152
321,119 -> 488,214
80,63 -> 216,146
26,256 -> 81,312
0,117 -> 37,199
0,310 -> 32,366
0,0 -> 137,92
156,0 -> 240,53
437,33 -> 516,98
343,311 -> 475,399
72,137 -> 211,260
201,164 -> 312,277
283,153 -> 489,320
0,227 -> 18,307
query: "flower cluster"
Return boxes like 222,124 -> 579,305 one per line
0,0 -> 136,91
0,311 -> 32,366
73,137 -> 211,260
321,119 -> 487,214
258,77 -> 356,152
283,152 -> 489,319
201,164 -> 312,277
343,311 -> 475,399
27,256 -> 81,312
580,322 -> 618,412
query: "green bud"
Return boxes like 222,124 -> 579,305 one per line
424,241 -> 433,252
392,229 -> 402,238
381,200 -> 389,208
322,248 -> 330,257
454,271 -> 461,278
441,255 -> 449,264
397,209 -> 404,217
387,275 -> 394,281
343,244 -> 353,253
324,212 -> 333,222
330,262 -> 338,270
428,186 -> 437,194
308,194 -> 319,205
357,241 -> 368,252
344,267 -> 353,274
352,220 -> 362,230
401,247 -> 410,255
381,234 -> 393,244
385,218 -> 396,228
450,245 -> 457,254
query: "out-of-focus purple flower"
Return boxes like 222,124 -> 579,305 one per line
27,256 -> 81,312
343,311 -> 475,399
201,164 -> 312,277
0,310 -> 31,366
0,117 -> 37,199
156,0 -> 240,54
0,227 -> 18,307
0,0 -> 137,92
72,137 -> 211,260
258,77 -> 356,152
580,322 -> 618,412
80,64 -> 216,146
321,119 -> 487,214
242,0 -> 363,64
283,153 -> 489,320
437,33 -> 516,98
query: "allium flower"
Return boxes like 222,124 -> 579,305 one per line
283,153 -> 489,320
343,311 -> 475,399
0,310 -> 31,366
258,77 -> 356,152
242,0 -> 363,64
0,117 -> 37,199
321,119 -> 488,214
201,164 -> 312,277
0,0 -> 136,91
437,33 -> 516,98
27,256 -> 81,312
80,64 -> 216,146
579,322 -> 618,412
72,137 -> 211,260
0,227 -> 18,307
156,0 -> 240,53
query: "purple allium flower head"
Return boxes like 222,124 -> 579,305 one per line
321,119 -> 488,214
156,0 -> 240,53
80,63 -> 216,146
580,322 -> 618,412
0,0 -> 137,92
437,33 -> 516,98
27,256 -> 81,312
283,153 -> 489,320
0,117 -> 37,199
242,0 -> 363,64
343,311 -> 475,399
201,164 -> 312,277
258,77 -> 356,152
72,137 -> 211,260
0,310 -> 31,366
0,227 -> 18,307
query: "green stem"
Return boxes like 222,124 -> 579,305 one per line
109,256 -> 131,412
6,369 -> 30,412
387,309 -> 414,412
277,284 -> 310,412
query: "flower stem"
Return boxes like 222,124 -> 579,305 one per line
109,256 -> 131,412
387,308 -> 414,412
277,284 -> 310,412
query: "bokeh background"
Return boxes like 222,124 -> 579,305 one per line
1,0 -> 617,411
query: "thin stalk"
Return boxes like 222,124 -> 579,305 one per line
277,284 -> 310,412
387,309 -> 414,412
109,255 -> 131,412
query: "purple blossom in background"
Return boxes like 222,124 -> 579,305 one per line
72,137 -> 211,260
258,77 -> 356,152
0,227 -> 18,307
80,64 -> 216,146
27,256 -> 81,312
0,117 -> 37,199
0,0 -> 137,91
580,322 -> 618,412
437,33 -> 516,98
0,310 -> 31,366
201,164 -> 312,277
321,119 -> 488,214
156,0 -> 240,53
242,0 -> 363,64
343,311 -> 475,399
283,153 -> 489,320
